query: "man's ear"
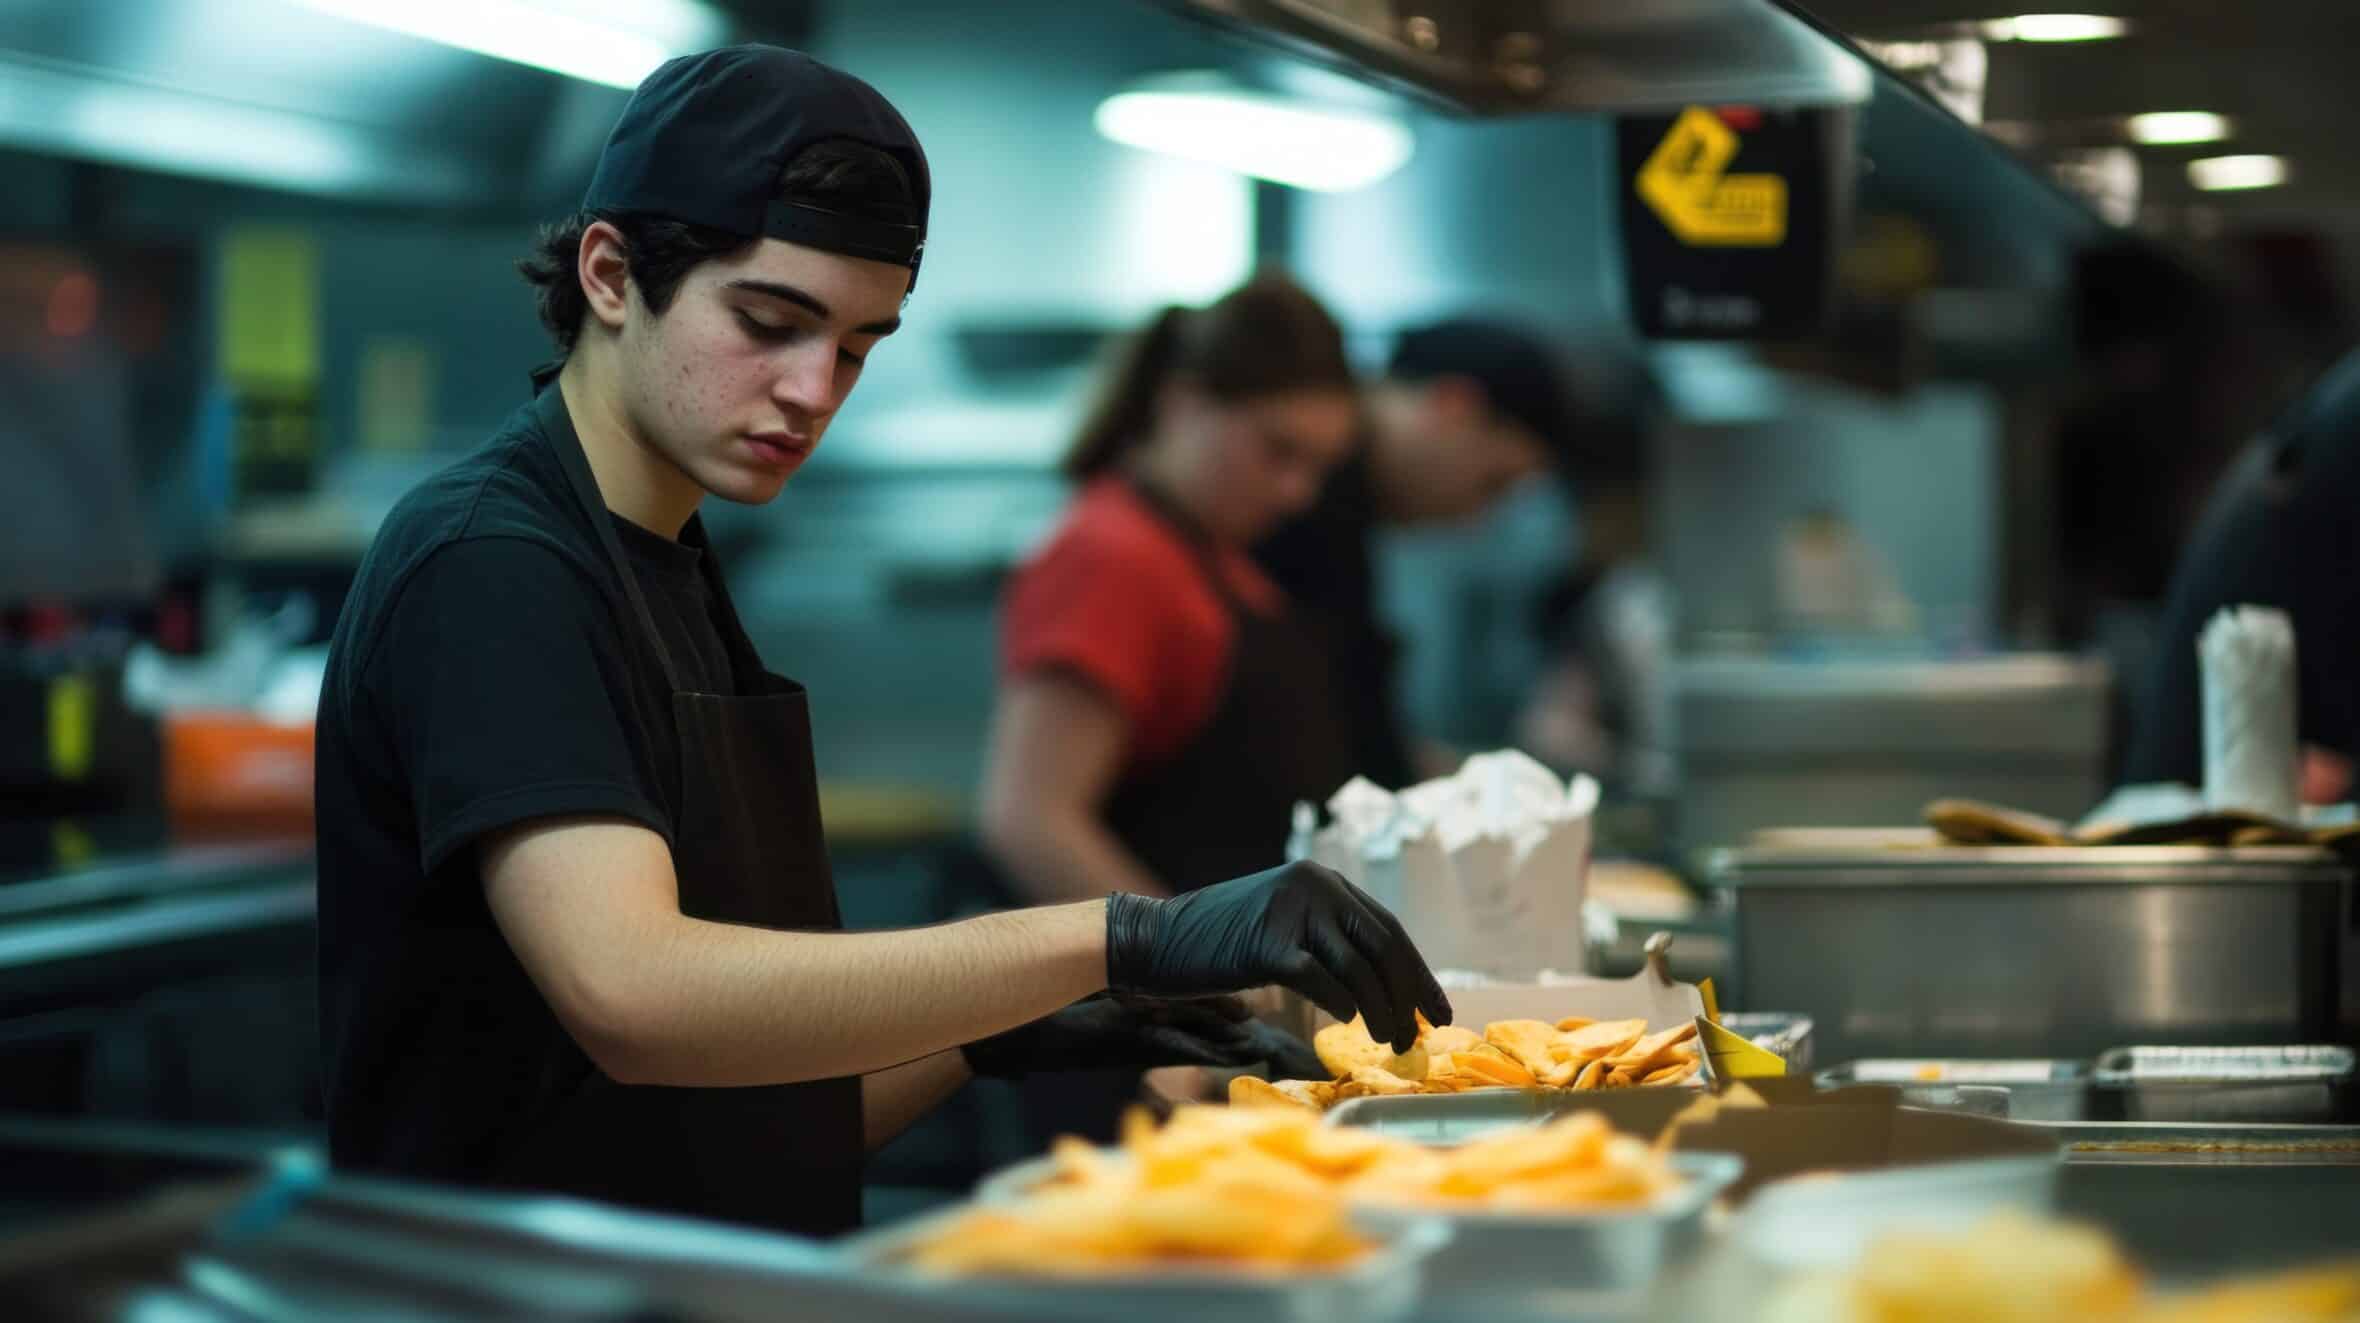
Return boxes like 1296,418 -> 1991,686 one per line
578,220 -> 634,333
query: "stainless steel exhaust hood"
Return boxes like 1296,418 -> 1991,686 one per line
1158,0 -> 1873,114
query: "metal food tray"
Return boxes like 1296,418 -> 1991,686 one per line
1350,1151 -> 1742,1320
970,1141 -> 1740,1321
1325,1087 -> 1700,1146
2091,1046 -> 2355,1123
1817,1059 -> 2091,1122
2037,1121 -> 2360,1165
838,1203 -> 1450,1323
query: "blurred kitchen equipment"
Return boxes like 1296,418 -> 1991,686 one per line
0,659 -> 161,822
1817,1058 -> 2090,1121
1709,843 -> 2352,1062
2091,1045 -> 2354,1124
1671,655 -> 2110,852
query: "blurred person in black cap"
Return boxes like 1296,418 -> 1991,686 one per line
2122,347 -> 2360,804
1254,317 -> 1584,788
313,46 -> 1443,1237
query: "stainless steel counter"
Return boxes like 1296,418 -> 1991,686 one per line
0,835 -> 318,1124
0,836 -> 312,970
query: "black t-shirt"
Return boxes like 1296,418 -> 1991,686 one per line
1253,453 -> 1419,789
314,393 -> 744,1185
2122,350 -> 2360,785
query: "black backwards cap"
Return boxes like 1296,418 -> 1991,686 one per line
1389,319 -> 1584,470
582,45 -> 931,291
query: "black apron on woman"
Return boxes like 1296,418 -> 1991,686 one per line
1018,476 -> 1358,1145
489,381 -> 864,1236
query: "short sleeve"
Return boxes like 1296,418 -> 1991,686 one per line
1004,530 -> 1176,727
362,538 -> 669,874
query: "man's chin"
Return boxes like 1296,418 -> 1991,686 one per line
700,464 -> 797,506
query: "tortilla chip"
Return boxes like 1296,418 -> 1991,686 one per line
1643,1061 -> 1698,1086
1538,1050 -> 1585,1088
1314,1016 -> 1430,1082
1572,1058 -> 1609,1090
1452,1045 -> 1538,1088
1335,1065 -> 1419,1099
1484,1019 -> 1562,1074
1559,1018 -> 1648,1060
1608,1022 -> 1702,1076
1421,1024 -> 1483,1056
1291,1079 -> 1342,1110
1553,1015 -> 1597,1033
1230,1075 -> 1320,1113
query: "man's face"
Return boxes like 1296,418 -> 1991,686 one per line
616,236 -> 906,506
1384,379 -> 1555,524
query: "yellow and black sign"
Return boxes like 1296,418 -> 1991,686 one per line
1617,105 -> 1851,340
1636,106 -> 1790,247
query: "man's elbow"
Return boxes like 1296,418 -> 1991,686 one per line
550,963 -> 677,1086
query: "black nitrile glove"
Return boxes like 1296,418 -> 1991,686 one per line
1105,860 -> 1451,1053
962,993 -> 1318,1079
1238,1018 -> 1329,1082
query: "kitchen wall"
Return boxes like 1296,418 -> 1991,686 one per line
3,0 -> 2020,799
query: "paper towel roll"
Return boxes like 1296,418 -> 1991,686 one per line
2200,605 -> 2298,821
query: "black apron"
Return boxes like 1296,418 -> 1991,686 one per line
489,381 -> 863,1236
1103,478 -> 1358,893
1021,476 -> 1358,1144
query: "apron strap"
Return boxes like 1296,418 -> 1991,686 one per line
1120,474 -> 1261,621
531,380 -> 685,694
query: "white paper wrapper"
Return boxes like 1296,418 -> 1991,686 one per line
1294,751 -> 1598,978
2199,605 -> 2298,822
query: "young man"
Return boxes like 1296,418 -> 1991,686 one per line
1254,319 -> 1584,786
314,46 -> 1445,1237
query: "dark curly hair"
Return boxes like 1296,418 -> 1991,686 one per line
518,137 -> 918,357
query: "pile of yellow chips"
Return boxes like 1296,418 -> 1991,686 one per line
900,1107 -> 1368,1275
1764,1213 -> 2360,1323
1232,1013 -> 1703,1113
901,1102 -> 1689,1276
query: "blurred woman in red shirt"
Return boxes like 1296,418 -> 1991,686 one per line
976,275 -> 1362,1137
982,273 -> 1362,907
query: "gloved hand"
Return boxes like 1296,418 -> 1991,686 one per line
961,992 -> 1323,1080
1105,860 -> 1451,1053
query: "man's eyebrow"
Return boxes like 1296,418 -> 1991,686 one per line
725,279 -> 901,335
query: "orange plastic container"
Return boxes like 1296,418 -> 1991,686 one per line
163,711 -> 315,834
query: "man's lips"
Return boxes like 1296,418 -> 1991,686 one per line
743,433 -> 814,468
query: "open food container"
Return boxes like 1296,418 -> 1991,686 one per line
837,1202 -> 1450,1323
970,1137 -> 1736,1321
1348,1151 -> 1741,1316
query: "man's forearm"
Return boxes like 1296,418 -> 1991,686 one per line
604,901 -> 1106,1088
862,1050 -> 971,1152
989,810 -> 1169,905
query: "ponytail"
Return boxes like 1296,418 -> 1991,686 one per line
1062,272 -> 1353,481
1065,305 -> 1189,480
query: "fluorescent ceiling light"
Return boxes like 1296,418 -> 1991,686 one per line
286,0 -> 723,89
0,53 -> 485,200
2188,154 -> 2288,191
1981,14 -> 2129,42
2127,111 -> 2231,145
1094,73 -> 1413,192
